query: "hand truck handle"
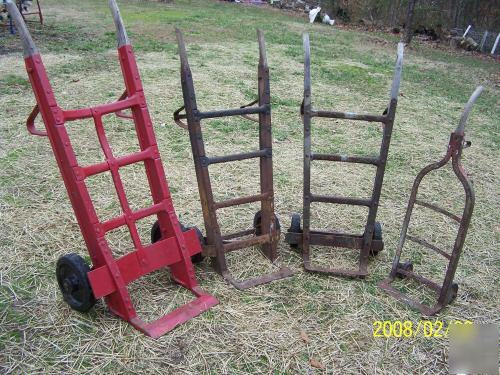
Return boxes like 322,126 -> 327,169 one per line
26,104 -> 47,136
257,29 -> 268,68
173,105 -> 188,130
239,99 -> 259,123
389,42 -> 404,102
114,90 -> 134,120
5,0 -> 38,57
455,85 -> 484,134
108,0 -> 129,47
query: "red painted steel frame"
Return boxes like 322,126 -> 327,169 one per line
8,0 -> 217,338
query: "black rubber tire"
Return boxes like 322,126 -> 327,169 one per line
189,226 -> 206,264
447,282 -> 459,304
369,221 -> 383,256
56,253 -> 96,312
395,261 -> 413,279
253,210 -> 281,236
373,221 -> 382,241
288,213 -> 302,249
151,220 -> 161,244
151,220 -> 205,263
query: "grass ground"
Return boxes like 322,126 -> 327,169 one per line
0,0 -> 498,373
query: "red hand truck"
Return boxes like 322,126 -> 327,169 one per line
6,0 -> 218,338
379,86 -> 483,315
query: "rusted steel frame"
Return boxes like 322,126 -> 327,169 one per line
396,269 -> 443,292
415,199 -> 461,222
175,28 -> 293,290
195,105 -> 268,120
311,110 -> 387,123
17,0 -> 43,25
286,231 -> 383,251
203,148 -> 270,166
221,228 -> 255,241
173,105 -> 188,129
298,33 -> 404,277
310,194 -> 372,206
215,192 -> 270,210
239,99 -> 260,122
311,153 -> 379,165
223,234 -> 271,252
407,235 -> 451,260
379,86 -> 483,315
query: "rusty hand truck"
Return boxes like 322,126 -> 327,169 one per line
379,86 -> 484,315
6,0 -> 218,338
285,34 -> 405,278
157,28 -> 294,290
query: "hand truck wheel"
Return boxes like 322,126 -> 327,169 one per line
395,261 -> 413,279
253,210 -> 281,236
288,213 -> 302,249
56,254 -> 96,312
369,221 -> 383,256
150,221 -> 205,263
446,282 -> 459,304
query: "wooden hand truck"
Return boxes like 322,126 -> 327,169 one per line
6,0 -> 218,338
285,33 -> 405,278
160,28 -> 294,290
379,86 -> 483,315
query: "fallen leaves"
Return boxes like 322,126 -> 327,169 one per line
309,358 -> 325,369
300,330 -> 311,344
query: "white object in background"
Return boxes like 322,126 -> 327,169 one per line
463,25 -> 471,37
309,7 -> 321,23
322,14 -> 335,26
491,33 -> 499,54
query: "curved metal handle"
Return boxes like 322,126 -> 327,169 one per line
257,29 -> 267,68
5,0 -> 38,57
302,32 -> 311,116
456,85 -> 484,134
239,99 -> 259,122
26,104 -> 47,136
173,105 -> 188,130
114,90 -> 134,120
389,42 -> 404,101
108,0 -> 129,47
175,28 -> 189,69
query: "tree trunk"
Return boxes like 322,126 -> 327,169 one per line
403,0 -> 417,44
390,0 -> 401,27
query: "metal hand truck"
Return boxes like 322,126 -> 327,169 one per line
6,0 -> 217,338
379,86 -> 483,315
163,28 -> 294,290
17,0 -> 43,25
285,33 -> 404,278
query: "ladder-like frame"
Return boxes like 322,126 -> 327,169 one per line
285,34 -> 404,278
7,0 -> 217,338
17,0 -> 43,25
379,86 -> 483,315
173,28 -> 294,290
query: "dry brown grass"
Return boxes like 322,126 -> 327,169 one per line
0,0 -> 499,373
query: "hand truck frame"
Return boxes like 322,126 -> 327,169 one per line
285,33 -> 404,278
7,0 -> 217,338
379,86 -> 483,315
167,28 -> 294,290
